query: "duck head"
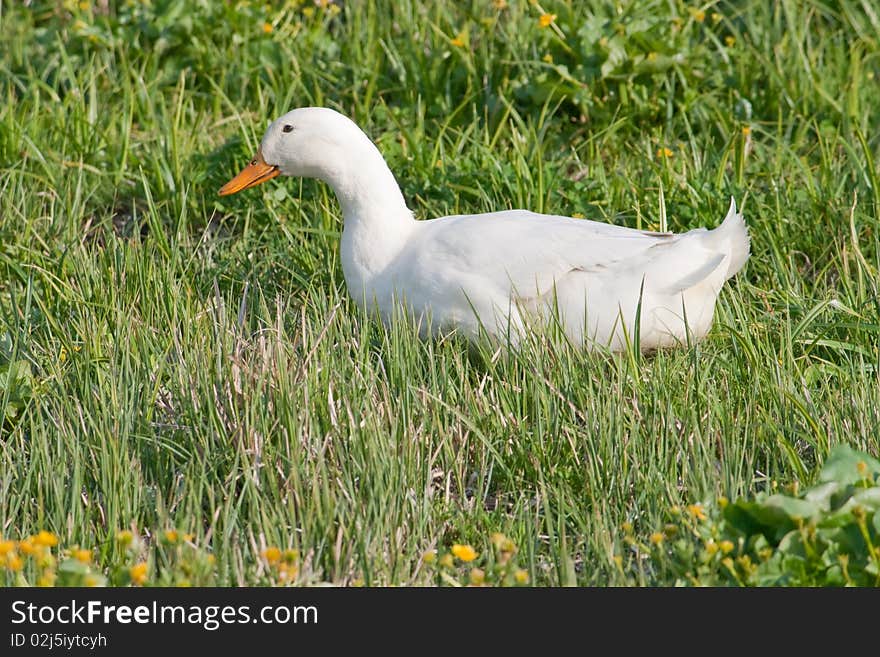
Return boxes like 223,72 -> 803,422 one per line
218,107 -> 367,196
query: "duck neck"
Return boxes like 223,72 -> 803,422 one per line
321,139 -> 415,285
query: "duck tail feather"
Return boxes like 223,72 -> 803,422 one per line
715,197 -> 750,279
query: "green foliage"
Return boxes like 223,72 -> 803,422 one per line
643,447 -> 880,586
0,328 -> 35,428
421,533 -> 531,587
0,529 -> 218,587
513,3 -> 734,124
0,359 -> 33,427
55,558 -> 108,588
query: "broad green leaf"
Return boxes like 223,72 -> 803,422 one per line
827,525 -> 871,560
777,529 -> 807,556
761,495 -> 821,524
852,488 -> 880,510
818,490 -> 879,529
56,559 -> 91,587
819,445 -> 880,487
803,481 -> 839,511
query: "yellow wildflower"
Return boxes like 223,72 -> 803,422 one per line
438,553 -> 454,568
262,547 -> 282,565
450,31 -> 467,48
686,504 -> 707,521
302,6 -> 315,17
283,549 -> 299,564
79,1 -> 90,10
621,521 -> 633,533
650,532 -> 665,545
689,8 -> 706,23
35,531 -> 58,548
514,568 -> 529,584
571,212 -> 585,219
538,13 -> 556,28
73,549 -> 92,564
6,553 -> 24,571
129,562 -> 148,586
277,562 -> 298,582
705,539 -> 719,555
38,572 -> 57,587
856,461 -> 868,477
719,540 -> 735,554
116,530 -> 133,547
18,537 -> 39,555
84,574 -> 101,587
493,0 -> 508,9
451,544 -> 478,562
490,532 -> 516,553
657,147 -> 673,158
542,53 -> 553,63
0,540 -> 15,556
711,12 -> 722,23
422,549 -> 437,564
725,35 -> 735,47
469,568 -> 485,585
262,22 -> 273,34
163,530 -> 179,544
328,4 -> 341,15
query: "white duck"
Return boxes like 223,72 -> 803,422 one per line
219,107 -> 749,351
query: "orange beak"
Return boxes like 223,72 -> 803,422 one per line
218,148 -> 280,196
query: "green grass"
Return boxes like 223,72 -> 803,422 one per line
1,0 -> 879,586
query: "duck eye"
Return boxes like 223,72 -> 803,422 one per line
250,159 -> 257,166
282,124 -> 294,133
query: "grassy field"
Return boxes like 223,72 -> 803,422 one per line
1,0 -> 879,586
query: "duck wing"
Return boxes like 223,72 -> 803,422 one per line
423,210 -> 728,300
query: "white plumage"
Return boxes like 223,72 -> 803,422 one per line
220,107 -> 750,351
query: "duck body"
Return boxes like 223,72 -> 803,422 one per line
345,204 -> 748,350
220,107 -> 750,351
